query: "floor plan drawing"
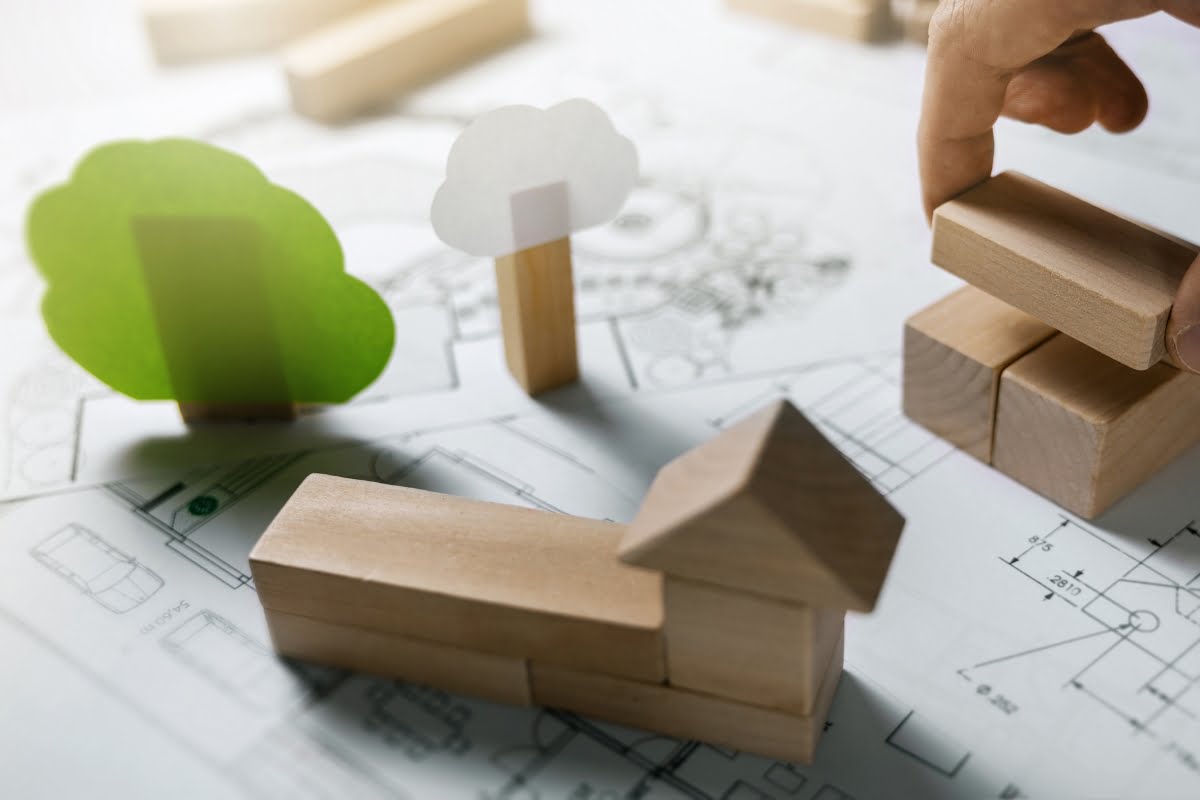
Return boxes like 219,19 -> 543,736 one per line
6,2 -> 1200,798
31,523 -> 163,613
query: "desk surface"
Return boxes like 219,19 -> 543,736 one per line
3,3 -> 1200,798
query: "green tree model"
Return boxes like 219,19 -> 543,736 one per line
26,139 -> 394,422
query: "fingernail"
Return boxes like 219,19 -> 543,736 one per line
1175,323 -> 1200,373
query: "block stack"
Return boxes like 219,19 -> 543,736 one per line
904,172 -> 1200,518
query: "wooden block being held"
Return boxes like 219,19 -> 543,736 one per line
932,172 -> 1198,370
265,609 -> 531,706
902,286 -> 1055,462
531,635 -> 843,765
993,335 -> 1200,518
250,475 -> 664,681
620,400 -> 904,612
663,577 -> 843,715
141,0 -> 378,63
729,0 -> 894,42
283,0 -> 530,122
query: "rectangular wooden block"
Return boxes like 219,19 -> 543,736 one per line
663,577 -> 843,715
250,475 -> 664,681
728,0 -> 894,42
495,237 -> 579,396
531,636 -> 844,765
902,286 -> 1055,462
993,335 -> 1200,518
283,0 -> 530,122
141,0 -> 378,63
264,608 -> 532,706
932,171 -> 1198,370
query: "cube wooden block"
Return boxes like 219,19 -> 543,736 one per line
250,475 -> 664,681
265,609 -> 532,706
932,171 -> 1198,370
663,577 -> 843,715
619,400 -> 904,612
141,0 -> 377,63
283,0 -> 530,122
902,286 -> 1055,462
993,335 -> 1200,518
531,635 -> 844,765
728,0 -> 894,42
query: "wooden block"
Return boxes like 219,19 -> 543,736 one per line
264,608 -> 531,706
495,237 -> 579,396
993,335 -> 1200,518
178,402 -> 296,424
662,577 -> 843,715
141,0 -> 378,63
283,0 -> 530,122
531,635 -> 844,765
619,400 -> 904,612
728,0 -> 894,42
250,475 -> 664,681
902,286 -> 1055,462
931,171 -> 1199,370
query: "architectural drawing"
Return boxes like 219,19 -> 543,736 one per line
964,517 -> 1200,767
162,610 -> 310,712
31,523 -> 163,613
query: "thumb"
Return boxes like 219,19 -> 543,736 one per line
1166,254 -> 1200,374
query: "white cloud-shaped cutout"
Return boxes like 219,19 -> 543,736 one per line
431,98 -> 639,257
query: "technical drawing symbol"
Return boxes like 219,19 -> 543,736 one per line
162,609 -> 307,711
30,523 -> 163,613
362,682 -> 472,761
884,711 -> 971,778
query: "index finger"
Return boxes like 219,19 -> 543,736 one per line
918,0 -> 1163,218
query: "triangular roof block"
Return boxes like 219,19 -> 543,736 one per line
618,400 -> 904,612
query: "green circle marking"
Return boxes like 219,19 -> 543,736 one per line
188,495 -> 219,516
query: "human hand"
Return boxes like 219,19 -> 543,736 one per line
918,0 -> 1200,372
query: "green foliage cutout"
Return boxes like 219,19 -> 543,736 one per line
26,139 -> 394,403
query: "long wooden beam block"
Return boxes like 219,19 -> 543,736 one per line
902,286 -> 1055,462
250,475 -> 664,681
932,172 -> 1198,370
141,0 -> 377,63
728,0 -> 894,42
265,609 -> 532,706
531,635 -> 843,765
283,0 -> 530,122
993,335 -> 1200,518
662,577 -> 843,715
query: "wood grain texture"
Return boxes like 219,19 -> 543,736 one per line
530,635 -> 843,765
993,335 -> 1200,518
264,608 -> 532,706
662,577 -> 843,715
250,475 -> 664,681
728,0 -> 894,42
931,171 -> 1198,370
494,237 -> 579,396
619,400 -> 904,611
283,0 -> 529,122
902,286 -> 1055,462
141,0 -> 377,63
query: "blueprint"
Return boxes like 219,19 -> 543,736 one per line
4,2 -> 1200,798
